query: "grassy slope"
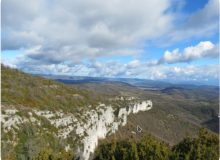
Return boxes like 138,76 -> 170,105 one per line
1,65 -> 102,112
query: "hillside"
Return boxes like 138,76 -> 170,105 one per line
1,66 -> 153,160
2,65 -> 103,111
70,80 -> 219,145
1,66 -> 219,160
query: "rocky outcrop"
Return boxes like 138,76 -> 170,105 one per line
1,100 -> 153,160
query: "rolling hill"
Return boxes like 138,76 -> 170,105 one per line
1,65 -> 219,160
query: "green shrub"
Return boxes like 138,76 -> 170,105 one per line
94,129 -> 218,160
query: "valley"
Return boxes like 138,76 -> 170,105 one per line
1,66 -> 219,160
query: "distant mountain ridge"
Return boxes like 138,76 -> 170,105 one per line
35,74 -> 219,89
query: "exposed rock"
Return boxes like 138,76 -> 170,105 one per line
1,99 -> 153,160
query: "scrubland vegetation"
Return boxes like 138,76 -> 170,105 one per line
94,129 -> 219,160
1,65 -> 101,111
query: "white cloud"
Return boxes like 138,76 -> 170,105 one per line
158,41 -> 218,64
163,49 -> 181,64
127,60 -> 141,68
2,0 -> 173,63
168,65 -> 219,81
2,0 -> 219,59
5,59 -> 218,84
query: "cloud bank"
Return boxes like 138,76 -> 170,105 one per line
2,0 -> 219,84
2,0 -> 219,64
158,41 -> 219,64
2,0 -> 173,63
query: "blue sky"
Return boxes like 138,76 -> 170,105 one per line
182,0 -> 208,13
2,0 -> 219,85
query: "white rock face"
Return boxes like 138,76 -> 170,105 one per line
1,109 -> 28,132
1,100 -> 153,160
75,100 -> 152,160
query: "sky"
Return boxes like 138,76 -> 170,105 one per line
1,0 -> 219,85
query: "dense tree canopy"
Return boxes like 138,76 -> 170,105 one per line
32,149 -> 74,160
171,129 -> 219,160
94,129 -> 219,160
